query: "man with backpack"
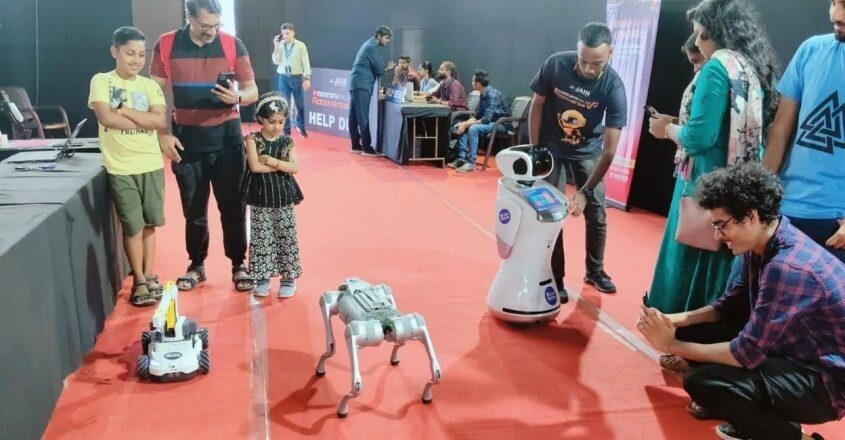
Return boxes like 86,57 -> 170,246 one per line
149,0 -> 259,293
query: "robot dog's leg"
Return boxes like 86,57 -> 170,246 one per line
389,343 -> 404,366
316,291 -> 340,376
387,313 -> 442,403
337,320 -> 384,418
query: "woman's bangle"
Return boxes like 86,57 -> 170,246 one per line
664,123 -> 673,140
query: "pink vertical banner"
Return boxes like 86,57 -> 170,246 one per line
605,0 -> 661,210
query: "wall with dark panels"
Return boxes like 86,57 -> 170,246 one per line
0,0 -> 134,138
236,0 -> 606,102
628,0 -> 834,216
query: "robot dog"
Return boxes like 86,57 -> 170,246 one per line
315,278 -> 442,418
488,145 -> 569,323
137,282 -> 209,382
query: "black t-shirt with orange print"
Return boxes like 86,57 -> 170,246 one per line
530,51 -> 627,160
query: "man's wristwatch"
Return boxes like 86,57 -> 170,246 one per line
580,187 -> 595,199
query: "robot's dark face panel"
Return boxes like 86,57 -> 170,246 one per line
512,158 -> 528,176
532,153 -> 553,177
513,145 -> 553,176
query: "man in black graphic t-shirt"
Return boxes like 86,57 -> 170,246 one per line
528,22 -> 627,298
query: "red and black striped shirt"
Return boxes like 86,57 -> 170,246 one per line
150,26 -> 255,151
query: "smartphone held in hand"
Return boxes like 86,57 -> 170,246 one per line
216,72 -> 235,89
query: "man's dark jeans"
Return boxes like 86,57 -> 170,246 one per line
545,156 -> 607,288
171,145 -> 246,269
277,73 -> 306,135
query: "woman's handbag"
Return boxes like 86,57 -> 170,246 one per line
675,196 -> 722,251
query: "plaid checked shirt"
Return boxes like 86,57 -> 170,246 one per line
475,86 -> 510,125
713,216 -> 845,418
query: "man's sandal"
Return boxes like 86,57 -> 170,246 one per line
686,400 -> 715,420
659,354 -> 692,374
130,282 -> 156,307
232,264 -> 254,292
146,274 -> 164,300
177,265 -> 206,291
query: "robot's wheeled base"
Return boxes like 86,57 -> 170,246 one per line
315,278 -> 442,417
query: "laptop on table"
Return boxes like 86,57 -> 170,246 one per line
5,119 -> 87,164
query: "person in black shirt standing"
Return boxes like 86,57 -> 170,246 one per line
528,22 -> 628,299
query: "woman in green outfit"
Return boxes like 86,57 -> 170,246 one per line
645,0 -> 779,314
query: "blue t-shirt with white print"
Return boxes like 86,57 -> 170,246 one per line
778,34 -> 845,219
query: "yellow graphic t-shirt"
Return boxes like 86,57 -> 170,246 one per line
88,71 -> 165,175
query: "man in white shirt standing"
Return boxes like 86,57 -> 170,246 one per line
272,22 -> 312,138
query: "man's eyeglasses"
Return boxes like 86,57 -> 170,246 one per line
191,16 -> 222,32
711,217 -> 742,236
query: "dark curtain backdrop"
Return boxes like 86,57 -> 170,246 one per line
0,0 -> 835,212
0,0 -> 133,138
236,0 -> 606,104
628,0 -> 834,215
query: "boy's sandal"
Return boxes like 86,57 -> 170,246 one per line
232,264 -> 254,292
146,274 -> 164,300
177,265 -> 206,291
130,282 -> 156,307
686,400 -> 715,420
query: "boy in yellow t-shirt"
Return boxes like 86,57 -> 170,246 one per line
88,26 -> 167,307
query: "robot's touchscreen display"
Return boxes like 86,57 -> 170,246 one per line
522,187 -> 563,212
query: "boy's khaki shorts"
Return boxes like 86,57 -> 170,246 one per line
108,169 -> 165,236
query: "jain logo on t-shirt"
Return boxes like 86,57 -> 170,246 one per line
571,86 -> 591,97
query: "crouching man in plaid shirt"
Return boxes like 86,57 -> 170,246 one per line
637,162 -> 845,440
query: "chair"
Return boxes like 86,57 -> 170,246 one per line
448,90 -> 480,126
0,86 -> 71,139
479,96 -> 532,171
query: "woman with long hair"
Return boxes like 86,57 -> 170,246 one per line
417,61 -> 440,93
646,0 -> 779,316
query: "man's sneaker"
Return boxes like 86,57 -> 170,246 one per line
447,159 -> 465,169
253,279 -> 270,297
583,270 -> 617,293
715,424 -> 750,440
277,279 -> 296,298
297,127 -> 308,138
351,148 -> 363,154
362,147 -> 380,157
456,162 -> 475,173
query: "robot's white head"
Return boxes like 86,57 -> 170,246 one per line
495,145 -> 554,182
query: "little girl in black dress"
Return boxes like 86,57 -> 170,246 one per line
242,92 -> 304,297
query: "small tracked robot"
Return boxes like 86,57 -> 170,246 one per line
137,282 -> 210,382
315,278 -> 442,418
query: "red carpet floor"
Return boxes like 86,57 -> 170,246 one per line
43,130 -> 844,439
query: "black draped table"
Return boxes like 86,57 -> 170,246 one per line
0,151 -> 126,439
380,100 -> 452,166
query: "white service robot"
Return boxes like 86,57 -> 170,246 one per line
315,278 -> 442,418
137,282 -> 209,382
488,145 -> 569,323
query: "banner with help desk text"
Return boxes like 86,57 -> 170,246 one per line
605,0 -> 661,210
306,68 -> 352,137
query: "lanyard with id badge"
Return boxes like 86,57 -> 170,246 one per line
283,43 -> 294,75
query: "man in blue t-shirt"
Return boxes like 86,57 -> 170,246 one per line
528,22 -> 628,298
763,0 -> 845,263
